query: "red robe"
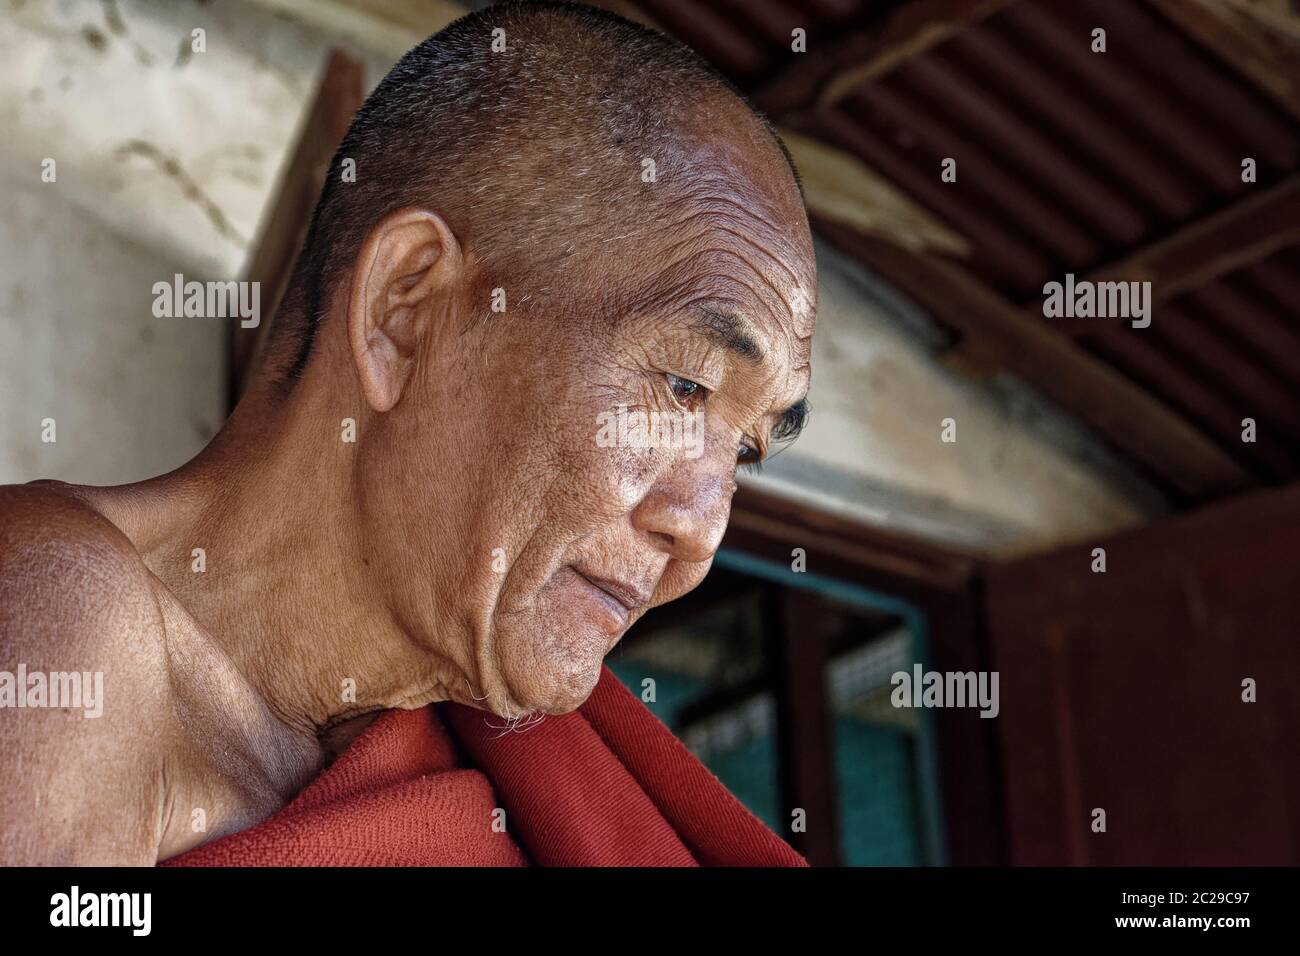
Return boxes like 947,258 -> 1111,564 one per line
163,665 -> 806,866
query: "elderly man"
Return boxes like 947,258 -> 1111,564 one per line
0,1 -> 814,865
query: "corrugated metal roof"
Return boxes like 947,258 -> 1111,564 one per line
801,0 -> 1300,299
1083,246 -> 1300,482
635,0 -> 885,87
628,0 -> 1300,494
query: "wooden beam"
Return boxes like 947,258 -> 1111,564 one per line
1151,0 -> 1300,122
233,49 -> 365,404
1089,172 -> 1300,300
1053,172 -> 1300,336
1219,0 -> 1300,42
752,0 -> 1014,116
820,0 -> 1015,108
926,589 -> 1009,865
779,128 -> 971,256
815,220 -> 1253,502
725,484 -> 982,603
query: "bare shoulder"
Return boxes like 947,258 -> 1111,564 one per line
0,482 -> 171,864
0,481 -> 163,638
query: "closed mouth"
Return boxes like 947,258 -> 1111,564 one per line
572,569 -> 651,615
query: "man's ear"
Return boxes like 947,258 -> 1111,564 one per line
347,207 -> 463,412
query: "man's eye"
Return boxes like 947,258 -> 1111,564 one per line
737,442 -> 764,473
666,374 -> 705,406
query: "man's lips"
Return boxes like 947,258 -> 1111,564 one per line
571,568 -> 652,622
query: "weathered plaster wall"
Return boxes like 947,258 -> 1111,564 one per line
0,0 -> 374,484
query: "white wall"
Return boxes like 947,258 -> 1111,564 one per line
0,0 -> 377,485
0,179 -> 222,485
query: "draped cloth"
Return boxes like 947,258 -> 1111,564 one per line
162,665 -> 807,867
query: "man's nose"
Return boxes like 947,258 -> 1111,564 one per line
630,457 -> 733,564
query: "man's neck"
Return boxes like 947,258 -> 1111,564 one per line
79,378 -> 459,743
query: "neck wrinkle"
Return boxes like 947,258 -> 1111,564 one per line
92,380 -> 424,741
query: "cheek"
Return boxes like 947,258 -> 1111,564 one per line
655,555 -> 713,606
553,376 -> 670,519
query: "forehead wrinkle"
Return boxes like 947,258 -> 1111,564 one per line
618,212 -> 812,379
666,189 -> 784,242
701,226 -> 801,317
623,240 -> 766,323
647,238 -> 800,341
661,199 -> 815,340
667,199 -> 809,292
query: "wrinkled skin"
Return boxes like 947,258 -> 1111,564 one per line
0,104 -> 816,864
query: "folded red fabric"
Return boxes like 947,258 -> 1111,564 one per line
163,665 -> 807,867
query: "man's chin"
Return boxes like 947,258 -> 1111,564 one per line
487,597 -> 619,716
493,645 -> 606,717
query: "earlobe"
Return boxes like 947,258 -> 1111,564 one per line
346,208 -> 463,413
353,330 -> 407,412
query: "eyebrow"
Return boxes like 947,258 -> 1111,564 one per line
690,307 -> 764,364
686,306 -> 809,445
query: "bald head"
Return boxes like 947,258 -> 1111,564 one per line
273,0 -> 803,382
